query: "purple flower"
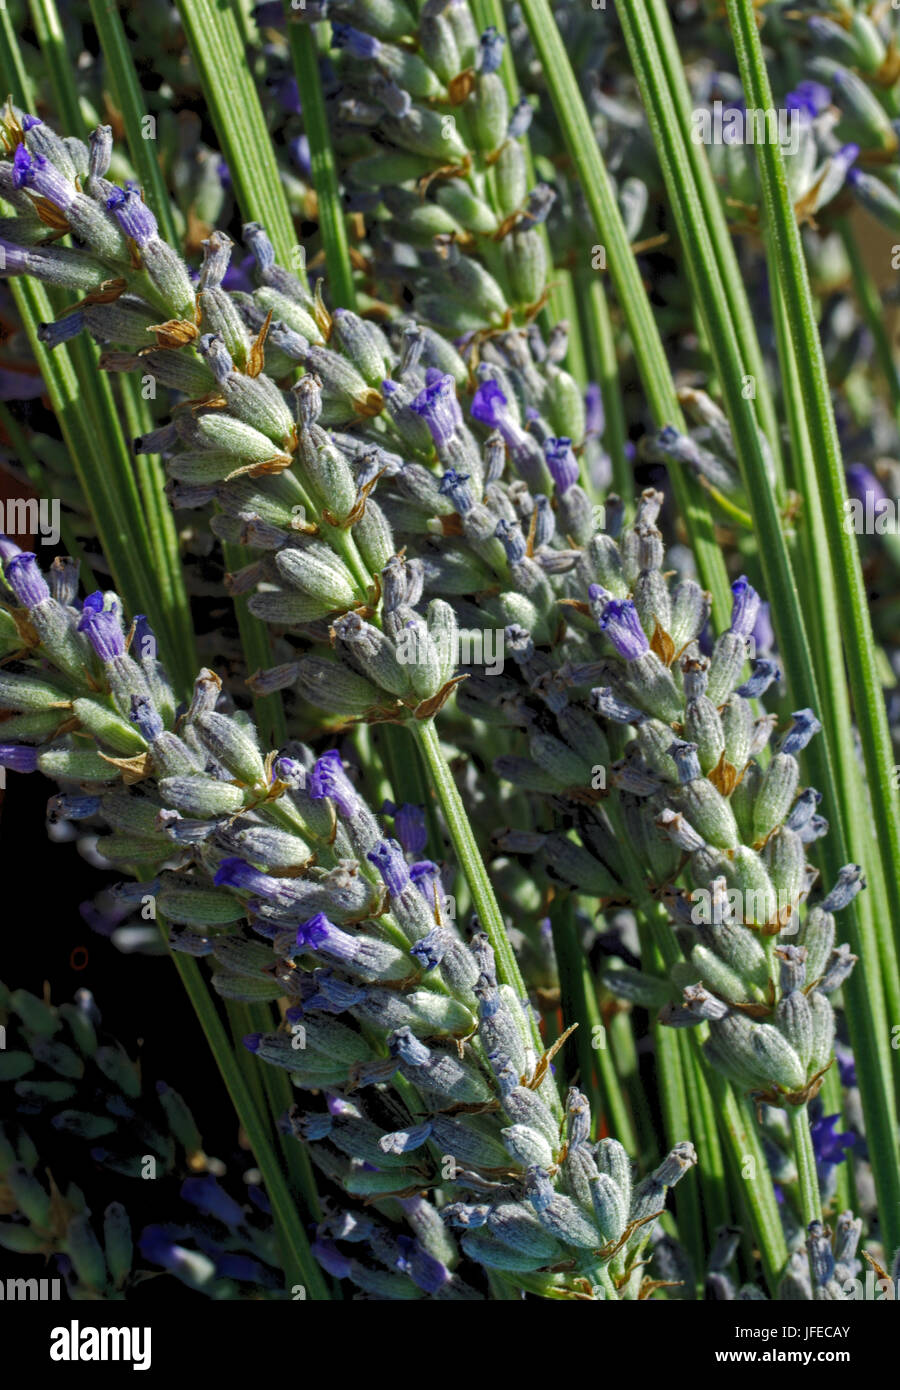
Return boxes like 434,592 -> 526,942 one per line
736,658 -> 781,699
750,600 -> 774,657
330,23 -> 379,59
392,803 -> 427,857
214,857 -> 274,896
272,756 -> 305,788
38,309 -> 84,350
367,838 -> 411,897
77,605 -> 125,661
544,437 -> 579,494
296,912 -> 333,951
508,98 -> 533,139
5,552 -> 50,608
835,1040 -> 857,1089
308,749 -> 359,819
106,187 -> 158,248
822,864 -> 865,913
437,469 -> 474,513
477,26 -> 505,75
289,134 -> 311,180
786,80 -> 831,119
846,462 -> 887,505
470,378 -> 508,431
409,924 -> 449,970
138,1227 -> 192,1274
270,74 -> 302,117
389,1026 -> 430,1066
130,694 -> 163,743
668,739 -> 701,784
181,1175 -> 246,1229
598,598 -> 650,661
832,143 -> 860,182
810,1111 -> 856,1182
409,860 -> 442,901
584,382 -> 604,437
221,254 -> 254,294
729,575 -> 760,640
21,114 -> 42,132
312,1237 -> 353,1280
11,146 -> 73,210
0,744 -> 38,773
410,373 -> 461,450
495,518 -> 526,564
395,1235 -> 451,1294
471,378 -> 543,480
781,708 -> 822,756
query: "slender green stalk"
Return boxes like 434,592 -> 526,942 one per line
771,272 -> 900,1092
612,0 -> 900,1252
159,927 -> 330,1299
608,1009 -> 657,1167
544,266 -> 588,390
575,269 -> 631,503
175,0 -> 300,271
639,0 -> 785,496
244,1001 -> 323,1225
549,899 -> 636,1151
0,4 -> 32,101
727,0 -> 900,1255
20,0 -> 196,694
680,1039 -> 731,1242
517,0 -> 731,624
87,0 -> 180,246
717,1083 -> 789,1291
412,718 -> 538,1041
789,1106 -> 824,1229
284,14 -> 356,310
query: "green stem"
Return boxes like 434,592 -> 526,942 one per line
638,0 -> 785,496
284,15 -> 357,311
575,269 -> 631,504
549,898 -> 636,1150
412,718 -> 540,1047
159,928 -> 329,1298
789,1105 -> 823,1230
517,0 -> 730,624
727,0 -> 900,1257
175,0 -> 300,271
88,0 -> 180,247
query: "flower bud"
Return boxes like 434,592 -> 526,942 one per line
159,774 -> 246,818
752,752 -> 799,845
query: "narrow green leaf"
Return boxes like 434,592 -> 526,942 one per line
517,0 -> 731,623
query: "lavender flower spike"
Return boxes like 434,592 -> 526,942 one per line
598,597 -> 650,661
729,575 -> 760,640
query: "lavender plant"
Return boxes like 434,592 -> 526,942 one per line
0,0 -> 898,1311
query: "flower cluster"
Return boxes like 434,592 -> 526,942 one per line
0,547 -> 697,1298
